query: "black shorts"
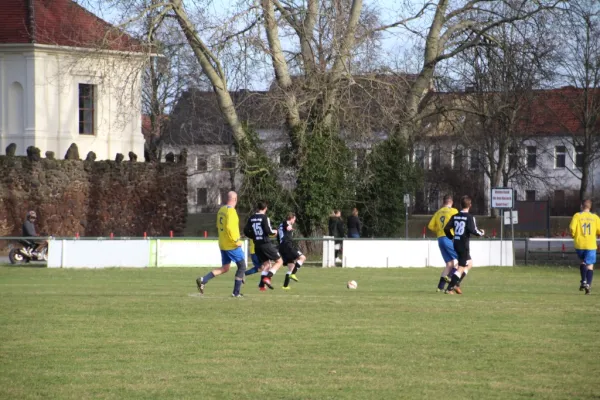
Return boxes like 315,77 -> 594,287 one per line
255,243 -> 281,263
455,245 -> 471,267
279,243 -> 303,264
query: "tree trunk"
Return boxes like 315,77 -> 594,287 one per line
261,0 -> 303,152
397,0 -> 448,140
320,0 -> 363,129
170,0 -> 247,146
580,156 -> 590,201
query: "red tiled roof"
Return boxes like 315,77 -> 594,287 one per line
526,86 -> 598,135
0,0 -> 142,52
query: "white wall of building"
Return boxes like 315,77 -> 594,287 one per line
163,128 -> 296,214
0,44 -> 145,160
507,136 -> 600,203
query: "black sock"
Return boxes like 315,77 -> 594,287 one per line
293,262 -> 302,274
283,274 -> 291,287
437,277 -> 446,290
458,272 -> 467,283
267,271 -> 274,279
448,274 -> 460,291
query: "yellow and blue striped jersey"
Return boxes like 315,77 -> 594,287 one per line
217,205 -> 241,250
428,206 -> 458,238
570,211 -> 600,250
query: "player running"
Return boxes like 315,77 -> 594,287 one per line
244,211 -> 263,278
244,201 -> 283,291
569,199 -> 600,295
277,213 -> 306,290
443,195 -> 484,295
196,191 -> 246,297
428,194 -> 459,292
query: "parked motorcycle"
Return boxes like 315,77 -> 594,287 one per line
8,240 -> 49,264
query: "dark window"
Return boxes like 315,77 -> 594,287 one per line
196,156 -> 207,172
78,84 -> 95,135
220,155 -> 237,170
575,146 -> 584,168
430,149 -> 441,170
219,188 -> 229,204
555,146 -> 566,168
527,146 -> 537,169
414,149 -> 425,169
453,148 -> 464,170
470,150 -> 480,170
508,147 -> 518,170
526,190 -> 536,201
196,188 -> 208,205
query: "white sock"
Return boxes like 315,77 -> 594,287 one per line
463,269 -> 469,276
454,271 -> 462,278
286,271 -> 292,275
261,271 -> 268,276
297,260 -> 304,266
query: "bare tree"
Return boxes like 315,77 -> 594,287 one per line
440,16 -> 556,215
388,0 -> 564,140
553,1 -> 600,201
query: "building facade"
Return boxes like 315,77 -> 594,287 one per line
165,85 -> 600,216
0,0 -> 145,160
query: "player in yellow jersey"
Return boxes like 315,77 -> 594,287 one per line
196,191 -> 247,297
569,199 -> 600,295
428,194 -> 459,292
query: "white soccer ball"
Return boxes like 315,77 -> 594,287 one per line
347,280 -> 358,289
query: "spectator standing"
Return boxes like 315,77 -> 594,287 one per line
347,208 -> 362,238
328,210 -> 345,263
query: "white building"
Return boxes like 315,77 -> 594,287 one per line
0,0 -> 145,160
166,85 -> 600,216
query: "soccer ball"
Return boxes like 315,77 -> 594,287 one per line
347,280 -> 358,289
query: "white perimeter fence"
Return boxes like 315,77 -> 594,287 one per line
25,237 -> 518,269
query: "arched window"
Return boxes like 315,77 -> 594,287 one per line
8,82 -> 24,135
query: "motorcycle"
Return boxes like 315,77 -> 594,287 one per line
8,239 -> 49,264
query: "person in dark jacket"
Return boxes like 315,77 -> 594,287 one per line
328,210 -> 345,262
22,210 -> 40,256
347,208 -> 362,238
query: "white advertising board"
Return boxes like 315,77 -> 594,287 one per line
48,239 -> 151,268
342,240 -> 514,268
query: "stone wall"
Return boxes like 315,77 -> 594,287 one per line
0,146 -> 187,237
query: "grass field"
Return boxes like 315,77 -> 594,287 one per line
0,266 -> 598,399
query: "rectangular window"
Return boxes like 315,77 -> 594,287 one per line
575,146 -> 584,168
219,188 -> 229,204
508,146 -> 518,170
196,188 -> 208,206
555,146 -> 566,168
469,150 -> 480,170
526,190 -> 536,201
430,149 -> 441,170
414,149 -> 425,169
220,155 -> 237,170
527,146 -> 537,169
452,148 -> 464,170
196,156 -> 208,172
78,84 -> 95,135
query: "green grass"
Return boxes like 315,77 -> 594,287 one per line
0,266 -> 598,400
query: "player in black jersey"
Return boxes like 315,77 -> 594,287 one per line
243,201 -> 283,291
277,212 -> 306,290
443,195 -> 484,294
